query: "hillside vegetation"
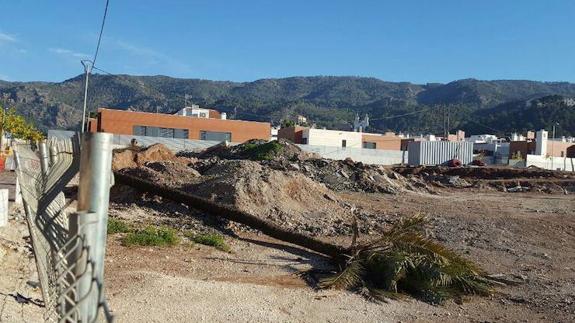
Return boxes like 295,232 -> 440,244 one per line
1,75 -> 575,136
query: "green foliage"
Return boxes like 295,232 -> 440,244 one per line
186,232 -> 231,252
243,141 -> 284,161
319,215 -> 493,304
0,106 -> 44,141
281,119 -> 295,128
107,218 -> 131,234
463,95 -> 575,137
123,226 -> 180,247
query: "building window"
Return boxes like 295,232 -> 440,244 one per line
133,125 -> 188,139
133,126 -> 146,136
159,128 -> 174,138
301,138 -> 308,144
200,131 -> 232,142
174,129 -> 189,139
342,140 -> 347,148
363,142 -> 376,149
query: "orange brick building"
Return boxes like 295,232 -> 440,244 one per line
88,108 -> 271,143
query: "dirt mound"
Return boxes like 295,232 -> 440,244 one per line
261,158 -> 432,194
121,159 -> 358,236
113,144 -> 192,171
113,149 -> 139,171
136,144 -> 176,164
197,139 -> 320,161
184,160 -> 354,236
121,161 -> 201,187
394,165 -> 574,180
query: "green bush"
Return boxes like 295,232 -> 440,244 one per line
243,141 -> 284,161
107,218 -> 131,234
123,226 -> 180,247
186,232 -> 231,252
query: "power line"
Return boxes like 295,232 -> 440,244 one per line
92,0 -> 110,66
369,106 -> 432,121
80,0 -> 111,132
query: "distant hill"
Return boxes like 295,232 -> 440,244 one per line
464,95 -> 575,136
1,74 -> 575,136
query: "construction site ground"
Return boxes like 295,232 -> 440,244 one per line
102,188 -> 575,322
2,141 -> 575,322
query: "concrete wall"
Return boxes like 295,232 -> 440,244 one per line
298,144 -> 407,165
303,128 -> 362,148
49,130 -> 407,165
547,140 -> 575,158
408,141 -> 474,166
525,154 -> 575,172
95,108 -> 270,143
49,130 -> 233,152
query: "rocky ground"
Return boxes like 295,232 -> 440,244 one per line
0,206 -> 44,323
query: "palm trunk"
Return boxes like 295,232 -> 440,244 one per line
114,172 -> 349,260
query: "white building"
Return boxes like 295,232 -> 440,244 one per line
535,129 -> 548,156
466,134 -> 499,144
301,128 -> 362,148
175,105 -> 212,118
271,127 -> 279,141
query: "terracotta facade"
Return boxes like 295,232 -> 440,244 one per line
361,133 -> 402,150
90,108 -> 270,143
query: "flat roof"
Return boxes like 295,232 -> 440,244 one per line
98,108 -> 270,125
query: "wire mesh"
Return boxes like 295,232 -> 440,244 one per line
13,136 -> 113,322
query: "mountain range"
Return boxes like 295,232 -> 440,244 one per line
1,74 -> 574,137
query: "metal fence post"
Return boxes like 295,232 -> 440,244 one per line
39,141 -> 50,175
50,145 -> 58,166
74,132 -> 114,322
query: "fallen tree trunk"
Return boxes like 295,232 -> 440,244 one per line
114,171 -> 349,260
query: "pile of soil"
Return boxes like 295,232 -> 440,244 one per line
122,159 -> 357,236
263,158 -> 432,194
113,144 -> 193,171
191,139 -> 320,161
394,165 -> 575,180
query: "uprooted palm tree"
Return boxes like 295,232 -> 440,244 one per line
319,215 -> 492,303
114,172 -> 494,304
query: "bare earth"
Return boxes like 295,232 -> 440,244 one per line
102,189 -> 575,323
2,188 -> 574,322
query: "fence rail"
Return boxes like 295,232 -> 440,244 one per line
13,133 -> 114,322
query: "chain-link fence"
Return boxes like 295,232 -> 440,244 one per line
13,133 -> 114,322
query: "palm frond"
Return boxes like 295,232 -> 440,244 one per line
319,258 -> 364,290
319,215 -> 494,304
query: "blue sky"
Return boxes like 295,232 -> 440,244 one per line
1,0 -> 574,83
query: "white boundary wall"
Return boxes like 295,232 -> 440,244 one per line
525,154 -> 575,172
49,130 -> 407,165
49,130 -> 229,152
298,145 -> 406,165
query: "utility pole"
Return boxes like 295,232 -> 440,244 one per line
80,60 -> 93,133
447,105 -> 450,138
552,123 -> 558,170
442,105 -> 447,139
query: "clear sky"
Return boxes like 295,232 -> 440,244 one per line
1,0 -> 574,83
